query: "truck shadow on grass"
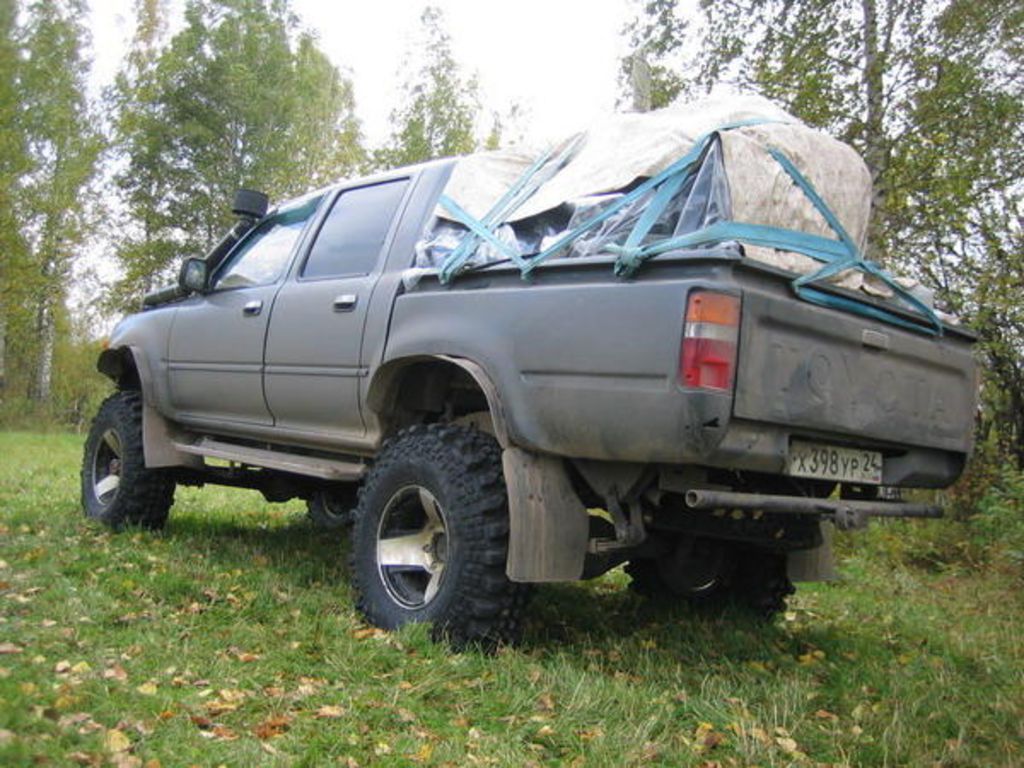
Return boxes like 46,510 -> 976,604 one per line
150,509 -> 1019,754
159,510 -> 875,666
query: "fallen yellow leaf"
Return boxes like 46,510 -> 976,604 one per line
352,627 -> 386,640
136,682 -> 158,696
410,742 -> 433,762
776,736 -> 799,753
315,705 -> 346,719
104,728 -> 131,753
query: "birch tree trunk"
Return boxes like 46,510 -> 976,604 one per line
860,0 -> 887,259
630,53 -> 653,113
30,293 -> 54,402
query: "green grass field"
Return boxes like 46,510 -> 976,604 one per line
1,432 -> 1022,766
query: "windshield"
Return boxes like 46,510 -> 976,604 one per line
213,197 -> 322,290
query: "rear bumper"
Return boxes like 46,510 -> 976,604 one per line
701,417 -> 967,488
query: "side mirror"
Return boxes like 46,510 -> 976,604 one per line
179,257 -> 209,294
232,188 -> 269,219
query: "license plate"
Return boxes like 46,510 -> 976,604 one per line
786,441 -> 883,484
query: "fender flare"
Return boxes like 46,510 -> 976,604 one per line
96,346 -> 199,469
367,354 -> 512,448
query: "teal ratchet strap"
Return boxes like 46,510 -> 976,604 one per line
438,134 -> 584,283
439,120 -> 777,283
517,132 -> 718,276
765,146 -> 943,334
608,142 -> 942,334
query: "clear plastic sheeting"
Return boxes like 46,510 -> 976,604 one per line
417,137 -> 733,270
416,93 -> 940,319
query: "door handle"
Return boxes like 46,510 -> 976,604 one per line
242,300 -> 263,316
333,294 -> 358,312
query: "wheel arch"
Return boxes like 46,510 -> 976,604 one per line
366,354 -> 511,448
96,345 -> 198,469
97,345 -> 143,391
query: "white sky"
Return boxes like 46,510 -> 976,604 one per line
87,0 -> 635,147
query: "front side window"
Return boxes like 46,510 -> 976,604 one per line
301,180 -> 409,280
214,197 -> 321,290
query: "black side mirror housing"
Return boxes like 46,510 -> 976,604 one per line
179,257 -> 209,294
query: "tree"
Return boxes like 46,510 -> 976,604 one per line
619,0 -> 691,112
0,0 -> 28,394
621,0 -> 1024,465
16,0 -> 102,402
108,0 -> 365,309
377,6 -> 481,168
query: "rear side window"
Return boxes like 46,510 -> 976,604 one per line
302,179 -> 410,279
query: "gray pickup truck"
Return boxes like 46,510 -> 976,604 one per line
82,158 -> 977,646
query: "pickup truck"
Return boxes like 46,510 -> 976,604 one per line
82,158 -> 978,646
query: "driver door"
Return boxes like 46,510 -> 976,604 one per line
166,198 -> 321,428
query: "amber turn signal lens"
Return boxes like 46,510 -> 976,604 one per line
685,291 -> 740,327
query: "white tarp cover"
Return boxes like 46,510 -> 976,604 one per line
432,94 -> 927,301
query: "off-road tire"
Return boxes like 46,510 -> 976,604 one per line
80,391 -> 175,530
306,486 -> 358,530
350,424 -> 530,648
733,549 -> 795,618
627,546 -> 794,619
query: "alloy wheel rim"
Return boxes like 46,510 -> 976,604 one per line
375,485 -> 449,609
92,428 -> 123,505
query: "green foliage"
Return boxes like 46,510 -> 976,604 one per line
107,0 -> 365,310
2,434 -> 1023,764
3,0 -> 102,403
972,468 -> 1024,569
376,6 -> 481,169
0,319 -> 109,433
0,0 -> 29,394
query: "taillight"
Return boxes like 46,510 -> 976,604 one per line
679,291 -> 740,391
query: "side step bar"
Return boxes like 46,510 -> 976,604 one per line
684,489 -> 942,531
174,437 -> 365,481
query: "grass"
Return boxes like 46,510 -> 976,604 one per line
1,431 -> 1022,767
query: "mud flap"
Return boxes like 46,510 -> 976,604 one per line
786,521 -> 838,582
502,447 -> 589,582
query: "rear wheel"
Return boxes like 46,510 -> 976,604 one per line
350,424 -> 529,647
627,539 -> 793,619
306,487 -> 358,529
80,391 -> 175,530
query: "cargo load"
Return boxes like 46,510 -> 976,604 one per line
416,94 -> 944,333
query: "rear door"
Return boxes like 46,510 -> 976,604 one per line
263,177 -> 411,440
166,198 -> 321,426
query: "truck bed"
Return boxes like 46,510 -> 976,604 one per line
386,246 -> 975,488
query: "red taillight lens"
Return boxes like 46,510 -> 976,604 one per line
679,291 -> 740,391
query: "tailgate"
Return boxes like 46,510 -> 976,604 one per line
733,289 -> 976,453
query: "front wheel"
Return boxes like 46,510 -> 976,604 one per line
349,424 -> 529,647
80,391 -> 175,530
